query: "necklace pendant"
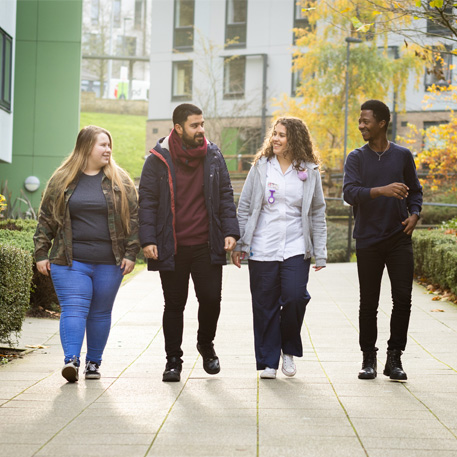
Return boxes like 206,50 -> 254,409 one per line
378,155 -> 381,161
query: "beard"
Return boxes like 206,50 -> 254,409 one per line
182,129 -> 205,148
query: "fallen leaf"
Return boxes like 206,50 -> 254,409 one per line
431,308 -> 445,312
25,345 -> 50,349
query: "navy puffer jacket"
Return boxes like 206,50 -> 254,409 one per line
138,135 -> 240,271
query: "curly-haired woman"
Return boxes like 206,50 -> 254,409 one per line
34,125 -> 140,383
232,117 -> 327,379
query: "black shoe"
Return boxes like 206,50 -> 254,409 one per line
358,351 -> 377,379
62,356 -> 79,383
84,361 -> 101,380
197,343 -> 220,375
383,349 -> 407,381
162,357 -> 182,382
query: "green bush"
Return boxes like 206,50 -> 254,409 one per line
412,229 -> 457,295
0,243 -> 33,345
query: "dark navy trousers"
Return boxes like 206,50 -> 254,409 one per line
248,255 -> 311,370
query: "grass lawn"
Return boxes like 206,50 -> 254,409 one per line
80,112 -> 147,180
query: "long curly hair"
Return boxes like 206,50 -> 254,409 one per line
41,125 -> 136,235
254,117 -> 320,170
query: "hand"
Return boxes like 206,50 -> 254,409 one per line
231,251 -> 245,268
36,259 -> 51,276
313,266 -> 325,271
121,258 -> 136,276
143,244 -> 158,260
224,236 -> 237,252
402,214 -> 419,236
373,183 -> 409,200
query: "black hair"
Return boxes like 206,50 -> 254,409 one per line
360,100 -> 391,129
172,103 -> 203,127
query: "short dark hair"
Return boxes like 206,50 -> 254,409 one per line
361,100 -> 391,129
172,103 -> 203,127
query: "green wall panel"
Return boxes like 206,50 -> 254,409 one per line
15,0 -> 38,41
38,1 -> 83,43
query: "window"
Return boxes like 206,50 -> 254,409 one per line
293,1 -> 310,45
425,47 -> 453,88
291,58 -> 303,97
117,36 -> 137,56
91,0 -> 100,25
172,61 -> 193,100
423,120 -> 449,150
0,28 -> 12,112
113,0 -> 121,28
225,0 -> 247,49
134,0 -> 143,29
173,0 -> 195,51
427,2 -> 453,36
224,56 -> 246,99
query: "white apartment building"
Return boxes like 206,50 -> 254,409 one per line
146,0 -> 456,156
0,0 -> 16,164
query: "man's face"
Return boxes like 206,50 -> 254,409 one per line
358,109 -> 385,142
176,114 -> 205,148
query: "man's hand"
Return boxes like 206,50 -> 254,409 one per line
313,266 -> 325,271
371,183 -> 409,200
143,244 -> 158,260
231,251 -> 245,268
121,258 -> 136,275
36,259 -> 51,276
224,236 -> 237,252
402,214 -> 419,236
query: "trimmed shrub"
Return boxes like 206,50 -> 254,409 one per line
0,243 -> 33,345
413,229 -> 457,295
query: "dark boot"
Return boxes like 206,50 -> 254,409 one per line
358,351 -> 377,379
162,356 -> 182,382
383,349 -> 407,381
197,343 -> 220,375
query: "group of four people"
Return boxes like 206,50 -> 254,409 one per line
34,99 -> 422,384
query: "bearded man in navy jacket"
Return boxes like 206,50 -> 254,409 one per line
139,104 -> 240,382
343,100 -> 422,381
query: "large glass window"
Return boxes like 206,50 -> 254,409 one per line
113,0 -> 121,28
291,58 -> 303,97
225,0 -> 247,48
117,36 -> 137,56
134,0 -> 143,29
223,56 -> 246,99
173,0 -> 195,51
427,2 -> 453,36
293,1 -> 309,44
0,28 -> 12,112
425,47 -> 453,89
172,61 -> 193,100
91,0 -> 100,24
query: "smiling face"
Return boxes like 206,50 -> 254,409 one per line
86,132 -> 111,173
358,109 -> 386,142
176,114 -> 205,148
271,123 -> 288,157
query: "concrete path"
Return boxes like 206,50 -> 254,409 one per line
1,263 -> 457,457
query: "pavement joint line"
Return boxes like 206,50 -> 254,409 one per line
143,356 -> 199,457
408,335 -> 457,373
304,320 -> 370,457
256,372 -> 259,457
31,326 -> 163,457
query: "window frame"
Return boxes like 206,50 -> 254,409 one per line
225,0 -> 248,49
171,60 -> 193,101
173,0 -> 195,52
424,46 -> 453,89
223,56 -> 246,99
0,28 -> 13,113
291,57 -> 303,97
292,1 -> 310,45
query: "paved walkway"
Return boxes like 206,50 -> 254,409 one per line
1,263 -> 457,457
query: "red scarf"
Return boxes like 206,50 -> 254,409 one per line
168,129 -> 207,169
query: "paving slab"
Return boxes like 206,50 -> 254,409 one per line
0,263 -> 456,456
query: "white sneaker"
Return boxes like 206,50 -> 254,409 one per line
281,354 -> 296,377
260,368 -> 277,379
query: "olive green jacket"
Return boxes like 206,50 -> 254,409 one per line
34,172 -> 140,266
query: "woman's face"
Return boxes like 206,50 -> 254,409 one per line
87,132 -> 111,172
271,123 -> 288,157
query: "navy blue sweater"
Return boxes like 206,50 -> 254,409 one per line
343,142 -> 423,248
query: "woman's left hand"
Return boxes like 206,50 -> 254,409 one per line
313,266 -> 325,271
121,258 -> 136,275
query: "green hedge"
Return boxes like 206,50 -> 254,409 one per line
412,229 -> 457,295
0,243 -> 33,345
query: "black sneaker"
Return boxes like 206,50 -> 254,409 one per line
162,357 -> 182,382
197,343 -> 220,375
62,356 -> 79,383
84,361 -> 101,380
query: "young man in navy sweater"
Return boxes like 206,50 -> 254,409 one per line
343,100 -> 422,381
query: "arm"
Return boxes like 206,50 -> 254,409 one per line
402,151 -> 423,235
122,177 -> 141,263
310,170 -> 327,269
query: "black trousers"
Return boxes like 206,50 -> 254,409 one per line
159,244 -> 222,359
356,230 -> 414,353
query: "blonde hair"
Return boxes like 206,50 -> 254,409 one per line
254,117 -> 320,170
42,125 -> 136,234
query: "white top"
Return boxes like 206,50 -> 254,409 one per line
250,156 -> 305,261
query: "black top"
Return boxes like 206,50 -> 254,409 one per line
343,142 -> 423,249
69,171 -> 116,264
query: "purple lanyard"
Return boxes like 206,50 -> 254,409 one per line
268,189 -> 276,204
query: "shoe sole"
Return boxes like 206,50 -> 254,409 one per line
260,374 -> 276,379
62,366 -> 78,383
162,375 -> 180,382
383,370 -> 407,381
282,367 -> 296,377
85,373 -> 101,380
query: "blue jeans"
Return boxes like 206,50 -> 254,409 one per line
248,255 -> 311,370
51,261 -> 123,365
